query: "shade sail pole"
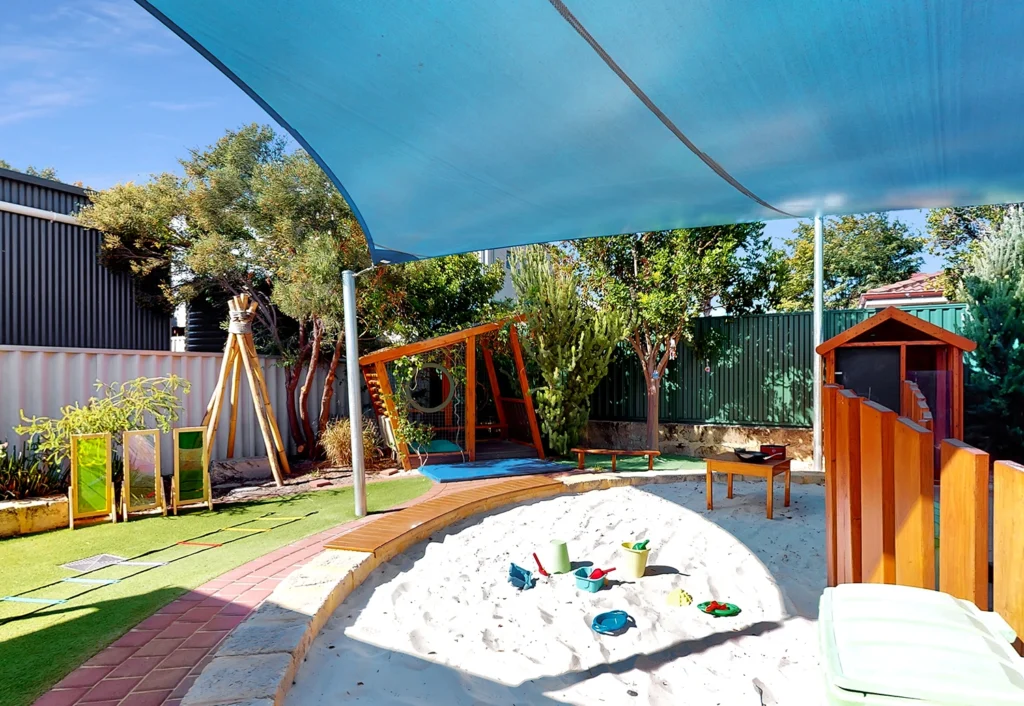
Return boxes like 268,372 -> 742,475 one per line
812,215 -> 825,475
343,270 -> 367,518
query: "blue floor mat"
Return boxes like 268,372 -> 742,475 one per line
418,458 -> 565,483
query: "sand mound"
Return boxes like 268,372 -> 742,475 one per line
287,481 -> 827,705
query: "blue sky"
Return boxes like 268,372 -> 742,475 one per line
0,0 -> 942,271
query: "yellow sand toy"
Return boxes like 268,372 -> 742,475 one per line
666,589 -> 692,607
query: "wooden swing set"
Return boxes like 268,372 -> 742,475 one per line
359,318 -> 544,470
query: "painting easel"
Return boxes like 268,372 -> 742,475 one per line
202,294 -> 290,487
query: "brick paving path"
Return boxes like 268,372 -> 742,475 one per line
33,471 -> 589,706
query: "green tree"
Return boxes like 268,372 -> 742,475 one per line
395,255 -> 507,341
926,204 -> 1020,296
0,160 -> 61,181
80,124 -> 510,459
570,225 -> 784,448
962,208 -> 1024,461
778,213 -> 924,311
510,246 -> 628,454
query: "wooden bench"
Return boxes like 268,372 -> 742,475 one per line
572,448 -> 660,471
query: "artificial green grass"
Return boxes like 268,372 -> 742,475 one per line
556,452 -> 706,472
0,477 -> 432,706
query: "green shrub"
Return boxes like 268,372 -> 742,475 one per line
321,417 -> 384,469
0,441 -> 67,501
15,376 -> 190,468
510,246 -> 628,455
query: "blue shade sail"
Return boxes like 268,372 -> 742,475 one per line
137,1 -> 1024,263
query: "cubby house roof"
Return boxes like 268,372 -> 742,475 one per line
815,306 -> 976,355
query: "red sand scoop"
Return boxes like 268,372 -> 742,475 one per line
589,567 -> 616,580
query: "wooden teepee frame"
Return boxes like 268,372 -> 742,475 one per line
202,294 -> 291,486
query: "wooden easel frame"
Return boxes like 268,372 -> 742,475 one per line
69,432 -> 116,529
122,429 -> 164,520
202,294 -> 290,486
172,427 -> 212,514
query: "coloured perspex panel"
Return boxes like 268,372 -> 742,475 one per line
123,429 -> 163,519
173,427 -> 211,513
69,433 -> 114,528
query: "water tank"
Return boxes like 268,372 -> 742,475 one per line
185,297 -> 229,352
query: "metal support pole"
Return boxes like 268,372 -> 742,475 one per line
342,270 -> 366,517
812,215 -> 825,475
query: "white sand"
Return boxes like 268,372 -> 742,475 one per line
287,481 -> 827,706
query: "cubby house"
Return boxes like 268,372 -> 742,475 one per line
816,306 -> 976,443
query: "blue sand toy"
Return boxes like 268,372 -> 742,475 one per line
591,610 -> 634,635
574,567 -> 605,593
508,563 -> 535,590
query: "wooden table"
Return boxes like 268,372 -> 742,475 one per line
705,452 -> 791,519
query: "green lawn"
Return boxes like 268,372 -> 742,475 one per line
557,452 -> 706,472
0,477 -> 432,706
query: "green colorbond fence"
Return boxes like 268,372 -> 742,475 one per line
590,304 -> 966,428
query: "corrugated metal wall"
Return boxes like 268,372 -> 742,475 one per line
591,304 -> 967,427
0,346 -> 350,470
0,168 -> 172,350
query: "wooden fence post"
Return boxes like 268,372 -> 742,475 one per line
860,401 -> 896,584
939,439 -> 990,609
823,384 -> 841,587
893,418 -> 935,589
836,390 -> 863,584
994,460 -> 1024,655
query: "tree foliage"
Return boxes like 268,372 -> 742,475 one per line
778,213 -> 924,311
568,225 -> 784,447
0,159 -> 60,181
962,208 -> 1024,461
926,204 -> 1021,296
15,376 -> 191,468
510,246 -> 628,455
78,124 -> 507,460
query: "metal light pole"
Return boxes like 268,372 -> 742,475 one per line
812,215 -> 824,474
342,269 -> 366,517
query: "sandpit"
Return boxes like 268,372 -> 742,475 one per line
287,481 -> 827,705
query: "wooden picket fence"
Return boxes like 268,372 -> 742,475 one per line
900,379 -> 933,431
823,383 -> 1024,653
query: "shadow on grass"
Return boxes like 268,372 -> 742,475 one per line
0,587 -> 186,706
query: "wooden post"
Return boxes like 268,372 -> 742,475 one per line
376,361 -> 412,471
951,352 -> 965,440
227,352 -> 242,458
939,439 -> 990,609
860,400 -> 896,584
482,347 -> 508,438
893,417 -> 935,589
823,384 -> 841,587
508,325 -> 545,458
466,335 -> 477,462
899,344 -> 906,383
835,390 -> 863,583
994,460 -> 1024,655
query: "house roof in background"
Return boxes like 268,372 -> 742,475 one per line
859,273 -> 946,307
137,1 -> 1024,263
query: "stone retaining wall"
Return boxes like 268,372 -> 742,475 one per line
586,421 -> 812,461
0,495 -> 67,538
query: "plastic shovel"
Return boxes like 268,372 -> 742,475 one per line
589,567 -> 616,580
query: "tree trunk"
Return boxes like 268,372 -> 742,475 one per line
318,334 -> 345,444
284,364 -> 304,452
299,321 -> 323,459
645,374 -> 661,450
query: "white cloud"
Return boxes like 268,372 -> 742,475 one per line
147,100 -> 218,112
0,77 -> 92,126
